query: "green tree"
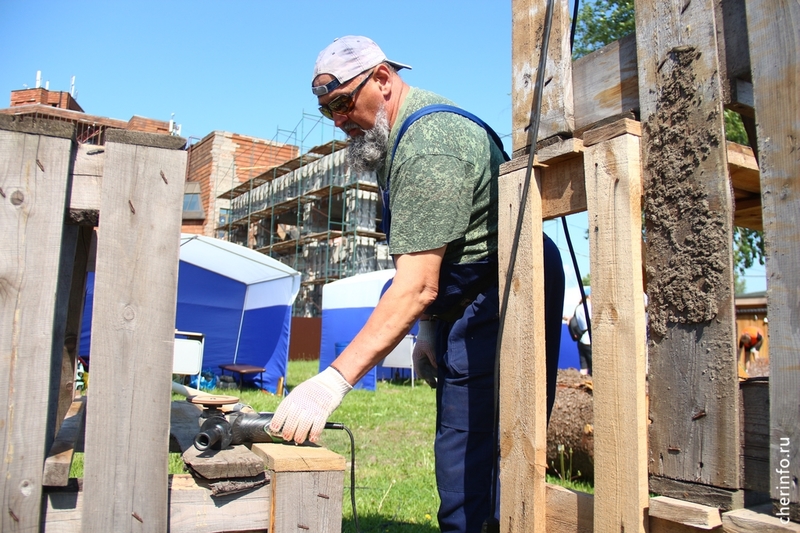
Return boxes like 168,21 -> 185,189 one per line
572,0 -> 764,288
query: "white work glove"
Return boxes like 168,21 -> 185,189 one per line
413,320 -> 439,388
269,366 -> 353,444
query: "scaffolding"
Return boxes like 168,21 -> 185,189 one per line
217,113 -> 392,317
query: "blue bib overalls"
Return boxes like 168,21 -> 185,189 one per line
382,105 -> 565,532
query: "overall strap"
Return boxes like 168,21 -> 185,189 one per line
381,104 -> 510,238
388,104 -> 510,177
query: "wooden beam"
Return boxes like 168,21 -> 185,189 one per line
582,118 -> 642,147
497,164 -> 547,532
511,0 -> 575,153
584,132 -> 649,532
0,117 -> 76,532
573,33 -> 640,133
636,0 -> 741,496
253,443 -> 345,533
80,131 -> 186,533
43,397 -> 86,487
650,496 -> 723,530
745,0 -> 800,514
722,507 -> 800,532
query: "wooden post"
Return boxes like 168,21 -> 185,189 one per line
635,0 -> 741,506
80,131 -> 186,532
511,0 -> 575,155
252,443 -> 345,533
745,0 -> 800,519
583,126 -> 648,532
0,116 -> 76,532
498,165 -> 547,532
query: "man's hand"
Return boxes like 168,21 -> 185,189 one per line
413,320 -> 439,388
269,366 -> 353,443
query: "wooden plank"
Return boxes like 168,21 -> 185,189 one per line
745,0 -> 800,512
714,0 -> 753,112
269,470 -> 343,533
722,507 -> 800,532
68,144 -> 104,225
650,477 -> 745,512
582,118 -> 642,147
42,475 -> 270,533
182,444 -> 266,480
545,483 -> 594,533
650,496 -> 723,530
511,0 -> 575,153
251,442 -> 346,473
636,0 -> 741,494
43,397 -> 86,487
80,133 -> 186,533
573,33 -> 640,132
0,121 -> 75,532
584,133 -> 649,532
497,165 -> 547,532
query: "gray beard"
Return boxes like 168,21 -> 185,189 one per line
346,106 -> 390,173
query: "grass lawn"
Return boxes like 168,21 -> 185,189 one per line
72,360 -> 592,532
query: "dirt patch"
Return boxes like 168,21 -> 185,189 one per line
642,47 -> 728,339
547,369 -> 594,480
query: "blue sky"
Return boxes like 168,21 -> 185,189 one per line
0,0 -> 765,295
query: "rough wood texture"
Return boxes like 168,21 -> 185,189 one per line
722,507 -> 800,532
582,118 -> 642,147
545,483 -> 593,533
650,477 -> 745,512
80,137 -> 186,533
182,444 -> 266,480
511,0 -> 574,153
497,165 -> 547,532
745,0 -> 800,511
68,144 -> 105,225
637,0 -> 741,494
251,442 -> 346,473
0,126 -> 75,532
573,32 -> 639,132
584,133 -> 649,532
254,443 -> 345,533
42,475 -> 270,533
650,496 -> 723,530
43,397 -> 86,487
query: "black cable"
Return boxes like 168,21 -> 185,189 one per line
326,423 -> 361,533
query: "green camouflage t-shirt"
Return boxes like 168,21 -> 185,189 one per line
377,88 -> 503,264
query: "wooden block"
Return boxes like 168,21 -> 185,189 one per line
43,397 -> 86,487
582,118 -> 642,146
182,444 -> 265,480
573,33 -> 640,132
251,442 -> 346,472
546,483 -> 594,533
650,477 -> 745,512
650,496 -> 723,530
722,507 -> 800,532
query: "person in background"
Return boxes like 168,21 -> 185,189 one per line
572,291 -> 592,376
268,36 -> 565,532
739,326 -> 763,374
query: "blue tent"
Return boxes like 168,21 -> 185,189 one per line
81,234 -> 300,393
319,269 -> 414,390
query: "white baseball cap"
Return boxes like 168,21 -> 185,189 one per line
312,36 -> 411,96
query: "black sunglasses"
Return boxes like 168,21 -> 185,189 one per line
318,69 -> 374,120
